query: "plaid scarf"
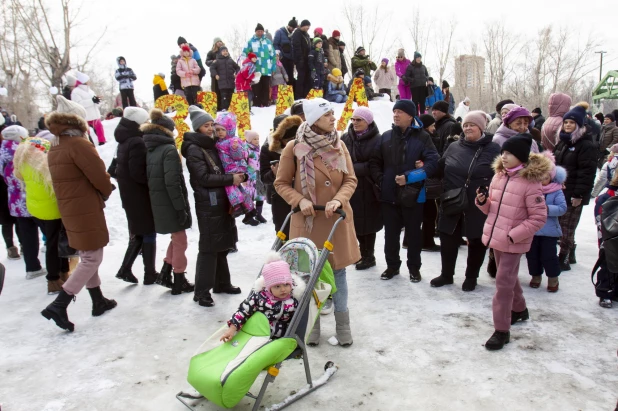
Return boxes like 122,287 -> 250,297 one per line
293,122 -> 347,232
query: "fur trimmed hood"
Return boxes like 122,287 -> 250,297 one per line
269,115 -> 302,153
252,272 -> 307,299
492,152 -> 552,182
140,122 -> 175,139
45,112 -> 88,137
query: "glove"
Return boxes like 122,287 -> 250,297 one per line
177,210 -> 189,226
92,96 -> 101,104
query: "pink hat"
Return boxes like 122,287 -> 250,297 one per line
352,106 -> 374,124
244,130 -> 259,141
262,253 -> 293,291
314,27 -> 323,36
462,110 -> 488,131
542,151 -> 557,179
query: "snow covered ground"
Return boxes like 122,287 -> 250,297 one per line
1,102 -> 617,411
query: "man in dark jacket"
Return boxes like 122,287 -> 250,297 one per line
181,106 -> 242,307
209,47 -> 240,111
274,18 -> 298,89
531,107 -> 545,131
431,100 -> 458,155
339,41 -> 348,78
114,56 -> 137,108
144,108 -> 194,295
369,100 -> 439,283
351,47 -> 377,77
292,19 -> 312,100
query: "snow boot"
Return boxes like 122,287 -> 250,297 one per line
171,272 -> 194,295
559,252 -> 571,271
7,246 -> 20,260
355,255 -> 376,270
547,277 -> 559,293
156,262 -> 173,288
26,268 -> 47,280
380,267 -> 399,280
194,292 -> 215,307
255,201 -> 267,224
213,285 -> 242,294
141,241 -> 158,285
569,245 -> 577,264
242,210 -> 260,226
599,298 -> 613,308
41,290 -> 74,332
307,316 -> 320,346
485,330 -> 510,351
409,267 -> 422,283
511,308 -> 529,325
87,286 -> 117,317
529,276 -> 542,288
334,310 -> 353,347
47,279 -> 64,295
430,274 -> 453,287
461,276 -> 477,292
320,297 -> 333,315
487,249 -> 497,278
115,236 -> 142,284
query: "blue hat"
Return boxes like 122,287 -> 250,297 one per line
563,105 -> 586,128
393,100 -> 417,117
414,51 -> 422,59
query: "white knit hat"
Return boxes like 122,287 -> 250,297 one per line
303,98 -> 333,127
123,107 -> 149,125
76,72 -> 90,84
56,95 -> 87,119
1,125 -> 29,142
65,73 -> 77,87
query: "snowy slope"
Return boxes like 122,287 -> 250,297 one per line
0,102 -> 617,411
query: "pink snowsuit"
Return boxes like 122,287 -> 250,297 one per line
215,136 -> 254,217
476,154 -> 550,332
395,58 -> 411,100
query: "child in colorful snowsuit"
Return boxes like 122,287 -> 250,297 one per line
592,144 -> 618,197
270,52 -> 289,103
235,53 -> 257,109
220,251 -> 304,342
525,152 -> 568,292
214,112 -> 254,218
308,38 -> 326,90
244,130 -> 266,224
476,134 -> 550,351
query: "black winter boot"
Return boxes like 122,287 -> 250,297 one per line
559,252 -> 571,271
115,236 -> 143,284
485,330 -> 510,350
356,253 -> 376,270
141,241 -> 158,285
213,285 -> 242,294
569,245 -> 577,264
171,272 -> 195,295
242,210 -> 260,226
409,267 -> 422,283
87,286 -> 117,317
156,262 -> 173,288
487,250 -> 497,278
41,290 -> 75,331
255,201 -> 267,224
511,308 -> 529,325
380,267 -> 399,280
430,274 -> 453,287
462,276 -> 477,292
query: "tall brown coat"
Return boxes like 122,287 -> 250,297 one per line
46,112 -> 114,251
274,138 -> 361,270
326,37 -> 342,73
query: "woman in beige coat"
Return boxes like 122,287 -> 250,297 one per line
275,98 -> 360,347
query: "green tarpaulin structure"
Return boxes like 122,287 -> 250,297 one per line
593,70 -> 618,103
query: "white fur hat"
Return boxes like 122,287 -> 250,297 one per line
76,72 -> 90,84
65,73 -> 77,87
1,125 -> 29,142
303,98 -> 333,127
56,95 -> 87,119
123,107 -> 149,125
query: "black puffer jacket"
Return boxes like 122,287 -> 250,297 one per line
438,134 -> 500,238
143,124 -> 191,234
210,50 -> 240,90
115,118 -> 155,235
292,29 -> 311,67
342,122 -> 383,235
403,61 -> 428,88
554,127 -> 597,205
181,132 -> 237,252
434,115 -> 458,155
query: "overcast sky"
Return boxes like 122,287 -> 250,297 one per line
75,0 -> 617,104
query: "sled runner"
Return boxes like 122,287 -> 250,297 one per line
176,206 -> 345,410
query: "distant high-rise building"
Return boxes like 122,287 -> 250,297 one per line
454,55 -> 485,90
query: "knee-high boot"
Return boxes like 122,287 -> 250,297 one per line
141,241 -> 158,285
116,236 -> 143,284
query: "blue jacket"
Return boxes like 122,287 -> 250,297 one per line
406,169 -> 427,203
536,166 -> 568,237
273,27 -> 294,61
326,81 -> 346,96
425,85 -> 444,109
369,123 -> 439,204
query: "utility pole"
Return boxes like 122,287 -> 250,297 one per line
596,51 -> 607,82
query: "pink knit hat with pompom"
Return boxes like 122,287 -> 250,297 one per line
262,252 -> 293,291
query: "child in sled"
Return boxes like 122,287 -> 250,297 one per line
221,252 -> 305,342
214,112 -> 254,218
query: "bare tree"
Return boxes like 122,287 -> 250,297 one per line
225,23 -> 250,64
434,19 -> 457,85
342,2 -> 393,70
408,7 -> 431,60
483,21 -> 519,103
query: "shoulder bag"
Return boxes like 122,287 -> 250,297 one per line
440,146 -> 483,216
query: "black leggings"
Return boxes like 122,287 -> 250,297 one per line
357,233 -> 377,259
422,200 -> 438,247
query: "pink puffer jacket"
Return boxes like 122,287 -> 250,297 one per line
476,153 -> 551,254
541,92 -> 571,152
176,56 -> 201,88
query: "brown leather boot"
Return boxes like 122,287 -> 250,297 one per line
547,277 -> 559,293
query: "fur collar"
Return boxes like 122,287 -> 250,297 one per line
327,73 -> 344,84
252,273 -> 307,299
269,115 -> 303,153
492,152 -> 552,182
140,122 -> 175,138
45,112 -> 88,136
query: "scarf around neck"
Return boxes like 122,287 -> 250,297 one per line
506,164 -> 525,174
294,122 -> 347,232
542,182 -> 563,195
559,124 -> 585,144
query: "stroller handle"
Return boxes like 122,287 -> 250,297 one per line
291,205 -> 346,219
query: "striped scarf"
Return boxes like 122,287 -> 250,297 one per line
293,122 -> 348,232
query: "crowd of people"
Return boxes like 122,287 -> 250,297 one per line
1,22 -> 618,354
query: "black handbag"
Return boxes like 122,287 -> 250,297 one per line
440,147 -> 483,215
58,225 -> 78,258
398,182 -> 423,208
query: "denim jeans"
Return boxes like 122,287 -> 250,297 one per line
332,268 -> 348,313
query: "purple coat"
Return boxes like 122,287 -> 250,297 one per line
395,58 -> 411,87
0,140 -> 30,217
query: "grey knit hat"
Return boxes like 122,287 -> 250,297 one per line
189,105 -> 214,131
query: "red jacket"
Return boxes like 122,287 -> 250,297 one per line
235,58 -> 256,92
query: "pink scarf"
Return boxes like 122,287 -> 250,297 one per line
542,182 -> 563,195
506,164 -> 525,174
